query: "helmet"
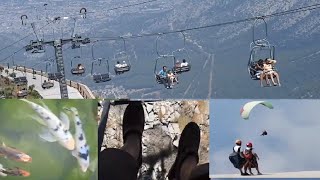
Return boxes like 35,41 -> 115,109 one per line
235,139 -> 241,145
246,142 -> 253,147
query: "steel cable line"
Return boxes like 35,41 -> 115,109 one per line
0,19 -> 55,54
91,3 -> 320,41
1,3 -> 320,67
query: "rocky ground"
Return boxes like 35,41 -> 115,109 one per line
100,100 -> 210,180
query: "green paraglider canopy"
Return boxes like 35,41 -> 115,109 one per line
240,101 -> 273,120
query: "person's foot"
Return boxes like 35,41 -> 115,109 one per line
241,172 -> 250,176
257,172 -> 262,175
250,172 -> 254,175
273,83 -> 278,86
278,83 -> 281,87
167,122 -> 200,180
122,102 -> 145,168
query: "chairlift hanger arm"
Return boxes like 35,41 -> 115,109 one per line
253,17 -> 268,45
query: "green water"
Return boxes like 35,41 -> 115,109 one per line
0,99 -> 98,180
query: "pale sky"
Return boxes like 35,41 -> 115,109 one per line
210,99 -> 320,176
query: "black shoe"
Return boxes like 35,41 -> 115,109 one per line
167,122 -> 200,180
241,172 -> 250,176
122,102 -> 145,168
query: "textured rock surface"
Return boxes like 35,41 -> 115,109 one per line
100,100 -> 209,180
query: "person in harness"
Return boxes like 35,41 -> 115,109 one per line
243,142 -> 262,175
229,139 -> 250,176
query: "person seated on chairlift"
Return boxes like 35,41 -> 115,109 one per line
158,66 -> 171,89
263,58 -> 281,86
180,59 -> 188,67
167,70 -> 178,86
175,60 -> 181,67
254,59 -> 264,78
122,60 -> 128,67
115,61 -> 122,68
77,64 -> 84,70
158,66 -> 167,79
254,59 -> 269,86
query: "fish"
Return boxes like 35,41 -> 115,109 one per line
0,142 -> 32,163
20,99 -> 75,151
0,163 -> 7,177
64,107 -> 90,173
2,167 -> 30,177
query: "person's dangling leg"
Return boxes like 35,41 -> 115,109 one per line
99,102 -> 145,180
167,122 -> 201,180
188,163 -> 209,180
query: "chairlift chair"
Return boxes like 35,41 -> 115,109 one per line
45,62 -> 62,81
171,32 -> 191,73
154,56 -> 178,85
70,56 -> 85,75
113,37 -> 131,75
248,17 -> 279,83
91,58 -> 111,83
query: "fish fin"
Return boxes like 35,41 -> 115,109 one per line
28,115 -> 46,126
39,101 -> 50,110
60,112 -> 70,130
39,130 -> 57,142
71,150 -> 78,158
0,172 -> 7,177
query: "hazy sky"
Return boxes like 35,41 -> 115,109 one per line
210,99 -> 320,176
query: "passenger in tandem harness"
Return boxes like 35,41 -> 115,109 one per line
229,139 -> 249,176
243,142 -> 262,175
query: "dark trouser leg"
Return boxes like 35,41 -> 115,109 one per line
121,134 -> 141,161
99,148 -> 139,180
188,163 -> 209,180
160,78 -> 169,87
180,156 -> 198,180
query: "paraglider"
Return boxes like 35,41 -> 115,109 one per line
260,130 -> 267,136
240,101 -> 273,120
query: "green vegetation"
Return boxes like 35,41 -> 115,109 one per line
0,76 -> 42,99
0,100 -> 98,180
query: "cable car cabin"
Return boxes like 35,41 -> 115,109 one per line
173,63 -> 191,73
42,81 -> 54,89
114,64 -> 131,74
71,67 -> 85,75
47,73 -> 62,81
93,74 -> 111,83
